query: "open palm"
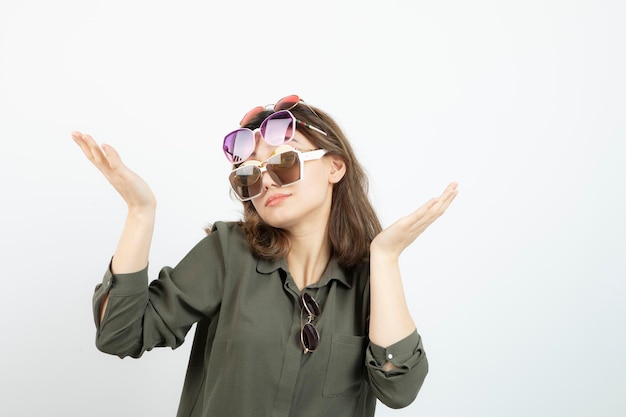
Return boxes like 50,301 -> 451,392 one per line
72,131 -> 156,209
371,182 -> 458,258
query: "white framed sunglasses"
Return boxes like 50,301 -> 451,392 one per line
228,146 -> 328,201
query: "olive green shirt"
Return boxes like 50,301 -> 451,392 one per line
93,221 -> 428,417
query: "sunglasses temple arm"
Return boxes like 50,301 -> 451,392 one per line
296,120 -> 328,136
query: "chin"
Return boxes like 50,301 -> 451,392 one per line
258,213 -> 297,231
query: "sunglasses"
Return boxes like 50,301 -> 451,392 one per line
301,292 -> 321,354
229,146 -> 328,201
223,95 -> 327,164
239,94 -> 301,127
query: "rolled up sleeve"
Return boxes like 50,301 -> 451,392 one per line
93,265 -> 150,358
91,223 -> 233,359
365,330 -> 428,409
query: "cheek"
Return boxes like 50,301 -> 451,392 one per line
299,166 -> 333,201
306,161 -> 332,187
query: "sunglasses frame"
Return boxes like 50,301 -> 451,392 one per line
300,293 -> 321,354
228,147 -> 328,202
239,94 -> 301,127
223,95 -> 328,164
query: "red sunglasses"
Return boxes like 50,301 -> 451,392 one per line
239,94 -> 301,127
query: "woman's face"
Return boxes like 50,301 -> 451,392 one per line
246,131 -> 337,232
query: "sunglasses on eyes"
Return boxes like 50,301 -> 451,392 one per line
301,292 -> 321,354
223,95 -> 327,164
228,146 -> 328,201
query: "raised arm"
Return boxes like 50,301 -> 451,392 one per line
368,182 -> 458,365
72,131 -> 157,321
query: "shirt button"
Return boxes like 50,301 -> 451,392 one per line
387,353 -> 393,360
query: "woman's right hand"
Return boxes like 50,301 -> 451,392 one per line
72,131 -> 157,210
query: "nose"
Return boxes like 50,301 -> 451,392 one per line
259,163 -> 278,192
252,135 -> 279,193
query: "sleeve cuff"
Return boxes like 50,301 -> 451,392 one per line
92,260 -> 149,328
368,330 -> 420,370
96,260 -> 149,296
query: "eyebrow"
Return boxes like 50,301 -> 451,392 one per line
289,138 -> 314,152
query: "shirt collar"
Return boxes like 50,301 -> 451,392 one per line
256,256 -> 353,288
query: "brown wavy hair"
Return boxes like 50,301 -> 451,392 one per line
234,101 -> 382,269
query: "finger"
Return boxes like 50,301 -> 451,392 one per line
403,198 -> 437,222
411,194 -> 451,226
437,188 -> 457,206
437,189 -> 458,214
400,199 -> 440,233
386,184 -> 459,247
424,183 -> 458,213
406,183 -> 459,225
72,132 -> 99,161
446,182 -> 458,192
73,132 -> 117,175
438,182 -> 458,199
82,134 -> 113,168
421,198 -> 440,213
432,183 -> 458,206
101,143 -> 125,171
415,183 -> 458,212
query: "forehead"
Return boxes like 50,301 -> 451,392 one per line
287,131 -> 315,150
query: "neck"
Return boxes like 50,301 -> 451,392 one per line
286,224 -> 332,291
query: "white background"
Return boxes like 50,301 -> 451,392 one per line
1,1 -> 624,416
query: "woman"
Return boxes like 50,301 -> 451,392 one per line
72,95 -> 458,417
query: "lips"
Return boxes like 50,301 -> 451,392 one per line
265,193 -> 291,207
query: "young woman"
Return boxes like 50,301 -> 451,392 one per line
72,95 -> 458,417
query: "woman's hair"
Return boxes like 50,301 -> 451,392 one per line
236,102 -> 382,269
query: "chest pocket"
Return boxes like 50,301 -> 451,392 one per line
323,333 -> 367,397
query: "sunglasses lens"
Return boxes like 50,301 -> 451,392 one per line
229,165 -> 262,200
274,95 -> 300,111
260,111 -> 295,146
223,129 -> 254,163
302,293 -> 321,317
239,105 -> 265,127
302,322 -> 320,352
266,150 -> 301,186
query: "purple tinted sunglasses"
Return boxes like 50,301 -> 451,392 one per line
223,108 -> 327,163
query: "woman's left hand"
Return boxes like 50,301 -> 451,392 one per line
370,182 -> 459,259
